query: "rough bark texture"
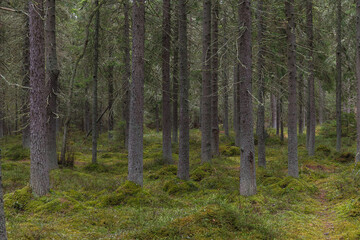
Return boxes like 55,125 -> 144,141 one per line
128,0 -> 145,186
92,0 -> 100,164
107,50 -> 114,139
0,153 -> 7,240
29,0 -> 50,196
356,0 -> 360,163
177,0 -> 190,180
256,0 -> 266,168
222,16 -> 229,138
318,82 -> 325,124
84,85 -> 91,133
271,94 -> 277,129
22,2 -> 30,148
336,0 -> 342,152
45,0 -> 60,170
234,64 -> 240,147
306,0 -> 315,156
211,0 -> 219,156
123,0 -> 131,150
298,70 -> 304,135
162,0 -> 173,164
239,0 -> 256,196
201,0 -> 212,163
285,0 -> 299,178
172,13 -> 179,144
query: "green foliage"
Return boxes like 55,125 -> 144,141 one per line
191,163 -> 213,181
262,176 -> 318,197
163,178 -> 198,195
335,152 -> 355,163
4,186 -> 32,211
219,145 -> 240,156
148,164 -> 177,179
316,145 -> 332,156
4,144 -> 29,161
83,163 -> 109,173
319,113 -> 356,139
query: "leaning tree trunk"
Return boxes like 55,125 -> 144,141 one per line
22,1 -> 30,148
356,0 -> 360,163
0,152 -> 7,240
177,0 -> 190,180
45,0 -> 60,170
336,0 -> 342,152
162,0 -> 173,164
306,0 -> 315,156
29,0 -> 50,196
201,0 -> 212,163
172,13 -> 179,144
128,0 -> 145,186
239,0 -> 256,196
91,0 -> 100,164
285,0 -> 299,178
256,0 -> 266,168
211,0 -> 219,156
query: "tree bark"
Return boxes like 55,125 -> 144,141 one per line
211,0 -> 219,156
298,70 -> 304,135
22,2 -> 30,148
45,0 -> 60,170
0,153 -> 7,240
91,0 -> 100,164
318,81 -> 325,124
107,50 -> 114,140
29,0 -> 50,196
234,64 -> 240,146
285,0 -> 298,178
356,0 -> 360,163
271,93 -> 277,129
128,0 -> 145,186
172,12 -> 179,144
257,0 -> 266,168
222,15 -> 229,137
336,0 -> 342,152
177,0 -> 190,180
201,0 -> 212,163
239,0 -> 256,196
162,0 -> 173,164
306,0 -> 315,156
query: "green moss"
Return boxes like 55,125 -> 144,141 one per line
220,146 -> 240,156
148,165 -> 177,179
264,176 -> 318,197
4,186 -> 32,211
100,153 -> 113,159
34,197 -> 85,214
191,163 -> 213,181
4,144 -> 30,161
163,179 -> 198,195
83,163 -> 109,173
316,145 -> 332,156
349,198 -> 360,217
335,152 -> 355,163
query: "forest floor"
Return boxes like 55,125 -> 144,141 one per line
1,124 -> 360,239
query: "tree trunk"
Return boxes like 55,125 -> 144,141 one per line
123,0 -> 131,150
162,0 -> 173,164
306,0 -> 315,156
298,70 -> 304,135
172,12 -> 179,144
234,64 -> 240,146
201,0 -> 212,163
45,0 -> 60,170
318,81 -> 325,124
84,84 -> 91,133
211,0 -> 219,156
107,50 -> 114,139
222,15 -> 229,138
257,0 -> 266,168
29,0 -> 50,196
177,0 -> 190,180
336,0 -> 342,152
356,0 -> 360,163
271,93 -> 277,129
239,0 -> 256,196
0,154 -> 7,240
128,0 -> 145,186
285,0 -> 298,178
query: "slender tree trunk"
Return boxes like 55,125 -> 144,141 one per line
91,0 -> 100,164
155,103 -> 160,133
107,50 -> 114,139
306,0 -> 315,156
123,0 -> 131,150
271,93 -> 277,129
172,13 -> 179,144
285,0 -> 298,178
45,0 -> 60,170
222,16 -> 229,137
356,0 -> 360,163
128,0 -> 145,186
211,0 -> 219,156
0,154 -> 7,240
318,81 -> 325,124
201,0 -> 212,163
298,70 -> 304,135
84,84 -> 91,132
336,0 -> 342,152
29,0 -> 50,196
234,64 -> 240,146
239,0 -> 256,196
257,0 -> 266,168
177,0 -> 190,180
162,0 -> 173,164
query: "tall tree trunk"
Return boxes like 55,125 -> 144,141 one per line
285,0 -> 298,178
298,70 -> 304,135
107,50 -> 114,139
239,0 -> 256,196
257,0 -> 266,168
123,0 -> 131,150
29,0 -> 50,196
306,0 -> 315,156
222,15 -> 229,138
271,93 -> 277,129
318,81 -> 325,124
234,64 -> 240,146
128,0 -> 145,186
84,85 -> 91,133
162,0 -> 172,164
211,0 -> 219,156
356,0 -> 360,163
0,154 -> 7,240
91,0 -> 100,164
336,0 -> 342,152
201,0 -> 212,163
45,0 -> 60,170
172,13 -> 179,144
177,0 -> 190,180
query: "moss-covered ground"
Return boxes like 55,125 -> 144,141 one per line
1,126 -> 360,239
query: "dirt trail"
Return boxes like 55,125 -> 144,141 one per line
316,189 -> 336,240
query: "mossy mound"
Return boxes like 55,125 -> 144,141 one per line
100,153 -> 113,159
163,179 -> 198,195
4,144 -> 30,161
264,176 -> 318,196
83,163 -> 109,173
349,198 -> 360,217
316,145 -> 332,156
200,174 -> 236,191
4,186 -> 32,211
33,197 -> 85,214
335,152 -> 355,163
148,165 -> 177,180
191,163 -> 213,181
101,181 -> 150,206
220,146 -> 240,156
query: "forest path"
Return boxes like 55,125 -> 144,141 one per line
314,186 -> 336,239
